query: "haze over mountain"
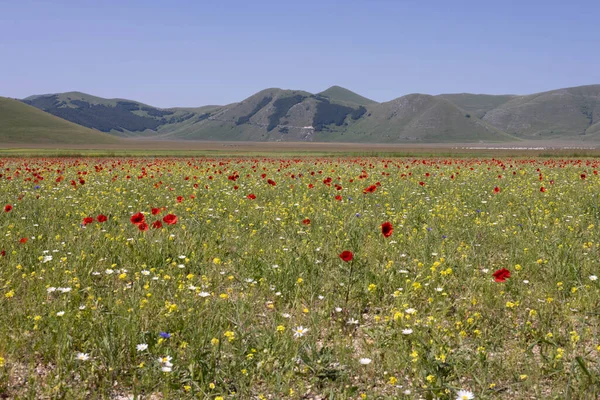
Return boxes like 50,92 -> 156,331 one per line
16,84 -> 600,144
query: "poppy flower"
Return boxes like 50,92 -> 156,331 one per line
97,214 -> 108,223
335,195 -> 342,201
163,214 -> 178,225
138,222 -> 149,232
267,179 -> 276,186
339,251 -> 353,262
0,250 -> 5,257
4,205 -> 12,212
381,221 -> 393,237
177,196 -> 184,203
540,187 -> 546,192
83,217 -> 94,225
152,220 -> 163,229
581,174 -> 586,180
302,218 -> 311,225
130,212 -> 145,225
419,181 -> 425,186
151,208 -> 161,215
492,268 -> 511,282
493,186 -> 500,194
20,237 -> 28,244
363,185 -> 377,194
247,193 -> 256,200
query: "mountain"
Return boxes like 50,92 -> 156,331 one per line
0,97 -> 120,144
14,84 -> 600,143
478,85 -> 600,139
338,94 -> 514,143
22,92 -> 199,138
317,86 -> 378,106
437,93 -> 516,119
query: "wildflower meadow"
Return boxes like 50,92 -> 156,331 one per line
1,156 -> 599,399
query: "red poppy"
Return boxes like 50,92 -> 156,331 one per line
97,214 -> 108,223
152,220 -> 163,229
0,250 -> 5,257
163,214 -> 178,225
302,218 -> 311,225
581,174 -> 586,180
363,185 -> 377,194
493,186 -> 500,194
20,237 -> 28,244
540,187 -> 546,192
339,251 -> 353,262
381,221 -> 393,237
177,196 -> 184,203
130,212 -> 145,225
419,181 -> 425,186
335,195 -> 342,201
138,222 -> 149,231
151,208 -> 161,215
267,179 -> 276,186
492,268 -> 511,282
247,193 -> 256,200
4,205 -> 12,212
83,217 -> 94,225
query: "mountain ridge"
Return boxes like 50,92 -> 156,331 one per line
12,84 -> 600,144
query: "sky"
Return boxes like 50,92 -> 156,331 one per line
1,0 -> 599,108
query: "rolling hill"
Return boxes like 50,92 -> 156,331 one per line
478,85 -> 600,139
10,84 -> 600,144
317,86 -> 378,106
0,97 -> 121,144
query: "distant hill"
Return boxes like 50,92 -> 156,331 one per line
12,84 -> 600,143
317,86 -> 378,106
437,93 -> 516,119
0,97 -> 120,144
22,92 -> 197,138
479,85 -> 600,139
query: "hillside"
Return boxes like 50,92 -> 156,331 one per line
437,93 -> 516,118
338,94 -> 515,143
0,97 -> 120,144
14,84 -> 600,143
22,92 -> 197,137
317,86 -> 378,106
478,85 -> 600,139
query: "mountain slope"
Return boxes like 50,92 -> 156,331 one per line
317,86 -> 378,106
18,84 -> 600,143
438,93 -> 516,118
481,85 -> 600,138
338,94 -> 516,143
22,92 -> 197,137
0,97 -> 120,144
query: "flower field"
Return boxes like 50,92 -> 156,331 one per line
1,156 -> 600,399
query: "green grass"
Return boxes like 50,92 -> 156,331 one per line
1,156 -> 600,399
0,97 -> 121,145
317,86 -> 378,106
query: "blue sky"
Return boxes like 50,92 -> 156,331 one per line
1,0 -> 599,107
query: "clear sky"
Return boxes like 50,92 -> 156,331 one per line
1,0 -> 599,108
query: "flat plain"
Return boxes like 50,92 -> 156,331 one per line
1,154 -> 600,399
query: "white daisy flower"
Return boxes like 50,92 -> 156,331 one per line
456,389 -> 475,400
293,326 -> 308,338
136,344 -> 148,351
359,358 -> 372,365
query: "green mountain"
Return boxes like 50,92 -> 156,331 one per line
317,86 -> 378,106
0,97 -> 120,144
338,94 -> 514,143
478,85 -> 600,139
437,93 -> 516,119
22,92 -> 198,138
15,84 -> 600,143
